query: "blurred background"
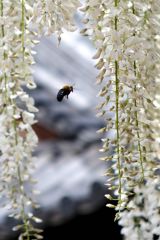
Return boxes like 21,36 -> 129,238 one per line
0,20 -> 122,240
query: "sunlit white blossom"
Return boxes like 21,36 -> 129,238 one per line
0,0 -> 80,239
119,178 -> 160,240
81,0 -> 160,221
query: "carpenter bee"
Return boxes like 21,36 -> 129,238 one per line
57,85 -> 73,102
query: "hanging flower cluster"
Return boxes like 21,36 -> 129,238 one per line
0,1 -> 43,239
32,0 -> 81,40
119,178 -> 160,240
0,0 -> 160,239
81,0 -> 160,219
0,0 -> 80,239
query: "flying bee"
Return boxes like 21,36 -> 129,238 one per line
57,85 -> 73,102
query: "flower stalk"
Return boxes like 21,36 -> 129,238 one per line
0,0 -> 160,239
0,1 -> 80,239
81,0 -> 160,222
21,0 -> 25,60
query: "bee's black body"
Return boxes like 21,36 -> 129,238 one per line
57,85 -> 73,102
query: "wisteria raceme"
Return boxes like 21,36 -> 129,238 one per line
0,0 -> 160,239
31,0 -> 81,40
119,178 -> 160,240
0,0 -> 79,239
0,1 -> 43,239
81,0 -> 160,220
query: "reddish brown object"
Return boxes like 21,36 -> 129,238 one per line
33,123 -> 58,141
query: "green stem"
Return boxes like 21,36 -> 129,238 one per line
114,0 -> 122,209
21,0 -> 25,60
0,0 -> 4,37
17,166 -> 30,240
115,60 -> 122,205
14,122 -> 30,240
0,0 -> 8,104
115,0 -> 118,30
115,0 -> 119,7
132,3 -> 145,182
132,2 -> 135,14
133,63 -> 145,181
42,0 -> 46,19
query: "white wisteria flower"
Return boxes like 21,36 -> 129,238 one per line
119,178 -> 160,240
31,0 -> 81,40
0,0 -> 160,239
0,0 -> 80,239
81,0 -> 160,220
